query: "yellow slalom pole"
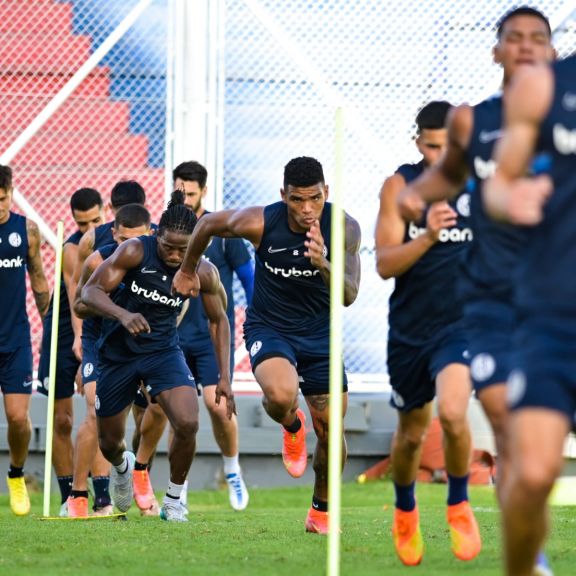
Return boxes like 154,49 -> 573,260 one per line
327,107 -> 345,576
42,221 -> 65,518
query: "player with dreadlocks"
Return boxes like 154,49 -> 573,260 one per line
81,191 -> 234,522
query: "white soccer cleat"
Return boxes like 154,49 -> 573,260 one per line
59,501 -> 68,518
110,451 -> 135,512
160,497 -> 189,522
226,472 -> 249,511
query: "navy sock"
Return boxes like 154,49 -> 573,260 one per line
8,465 -> 23,479
394,481 -> 416,512
283,416 -> 302,433
70,490 -> 89,499
134,461 -> 148,471
92,476 -> 111,508
57,475 -> 73,504
447,473 -> 469,506
312,496 -> 328,512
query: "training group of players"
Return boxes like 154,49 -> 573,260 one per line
0,5 -> 573,575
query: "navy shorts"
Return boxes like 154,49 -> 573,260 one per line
96,348 -> 196,417
181,342 -> 220,388
508,313 -> 576,422
81,336 -> 100,386
0,345 -> 33,394
387,323 -> 469,412
465,300 -> 516,393
37,336 -> 79,400
244,322 -> 348,396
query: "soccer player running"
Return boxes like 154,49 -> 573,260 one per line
0,165 -> 49,515
172,160 -> 253,511
396,8 -> 554,574
37,187 -> 105,516
69,203 -> 152,517
68,180 -> 152,517
482,50 -> 576,576
81,191 -> 234,522
172,156 -> 361,534
375,101 -> 479,565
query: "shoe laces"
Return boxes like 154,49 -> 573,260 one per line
227,474 -> 244,498
10,477 -> 26,499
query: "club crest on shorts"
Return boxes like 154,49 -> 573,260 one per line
83,362 -> 94,378
94,395 -> 100,410
250,341 -> 262,357
470,353 -> 496,382
507,369 -> 527,406
392,390 -> 405,408
9,232 -> 22,247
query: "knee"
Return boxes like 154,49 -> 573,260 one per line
395,427 -> 426,454
438,400 -> 468,438
262,390 -> 294,414
98,430 -> 121,459
312,417 -> 330,445
54,411 -> 73,437
515,455 -> 561,495
172,417 -> 199,440
6,409 -> 29,430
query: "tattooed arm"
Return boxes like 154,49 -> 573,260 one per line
26,219 -> 50,319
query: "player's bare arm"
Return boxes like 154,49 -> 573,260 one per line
26,219 -> 49,318
375,174 -> 455,279
73,250 -> 104,319
68,227 -> 96,357
198,258 -> 235,419
82,238 -> 150,335
173,206 -> 264,297
398,105 -> 473,222
484,65 -> 554,224
304,214 -> 361,306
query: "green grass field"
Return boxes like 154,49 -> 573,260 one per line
0,482 -> 573,575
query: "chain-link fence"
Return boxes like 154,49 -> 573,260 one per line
2,0 -> 575,386
0,0 -> 168,364
224,0 -> 576,386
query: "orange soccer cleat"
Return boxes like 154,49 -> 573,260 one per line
447,501 -> 482,561
133,468 -> 155,512
67,495 -> 89,518
392,507 -> 424,566
282,409 -> 307,478
305,506 -> 330,534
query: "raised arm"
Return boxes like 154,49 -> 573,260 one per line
73,250 -> 104,319
375,173 -> 456,279
484,65 -> 554,224
26,219 -> 49,319
304,213 -> 361,307
198,259 -> 235,418
81,238 -> 150,335
397,105 -> 472,222
173,206 -> 264,297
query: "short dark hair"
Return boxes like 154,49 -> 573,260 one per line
0,165 -> 13,191
416,101 -> 452,132
497,6 -> 551,39
110,180 -> 146,209
70,188 -> 103,213
283,157 -> 325,190
114,203 -> 151,229
158,190 -> 197,236
172,161 -> 208,188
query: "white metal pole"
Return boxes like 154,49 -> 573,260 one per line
164,0 -> 176,206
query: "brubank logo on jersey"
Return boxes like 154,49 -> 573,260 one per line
264,260 -> 320,278
0,255 -> 23,268
553,123 -> 576,154
408,222 -> 472,243
130,280 -> 182,307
